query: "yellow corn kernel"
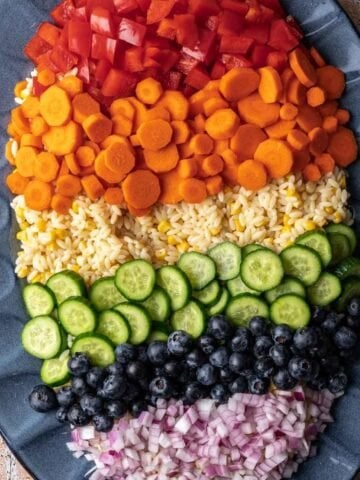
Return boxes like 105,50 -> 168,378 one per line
286,188 -> 296,197
36,219 -> 47,232
155,249 -> 166,260
16,207 -> 25,221
234,219 -> 245,232
54,229 -> 67,239
167,236 -> 178,246
20,221 -> 29,230
47,242 -> 57,251
256,219 -> 268,227
334,212 -> 344,224
70,265 -> 80,272
31,273 -> 43,283
283,214 -> 290,226
210,227 -> 221,236
72,202 -> 79,213
230,202 -> 242,215
16,231 -> 27,241
325,206 -> 335,215
282,226 -> 291,233
158,220 -> 171,234
266,238 -> 274,245
18,267 -> 29,278
284,240 -> 293,248
339,176 -> 347,189
177,241 -> 189,253
304,220 -> 317,231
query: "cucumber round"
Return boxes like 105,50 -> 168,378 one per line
337,278 -> 360,312
296,231 -> 332,267
227,275 -> 260,297
328,233 -> 351,266
270,294 -> 311,329
115,260 -> 156,302
114,303 -> 151,345
207,288 -> 230,316
141,287 -> 171,322
193,280 -> 221,306
280,245 -> 322,286
243,244 -> 266,256
90,277 -> 126,311
171,301 -> 206,338
40,352 -> 70,387
326,223 -> 356,254
226,294 -> 269,327
96,310 -> 130,345
241,249 -> 284,292
58,297 -> 97,336
307,272 -> 342,306
156,266 -> 191,310
208,242 -> 242,281
148,331 -> 168,342
71,333 -> 115,367
334,257 -> 360,280
23,283 -> 56,318
22,316 -> 63,360
46,270 -> 87,305
265,277 -> 306,304
177,252 -> 216,290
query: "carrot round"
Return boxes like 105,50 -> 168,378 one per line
58,76 -> 84,98
81,174 -> 105,201
296,105 -> 322,133
127,205 -> 151,217
221,149 -> 239,166
122,169 -> 161,209
258,66 -> 283,104
335,109 -> 350,125
137,119 -> 173,151
289,48 -> 317,88
24,180 -> 52,211
203,97 -> 229,117
179,178 -> 207,204
303,163 -> 322,182
159,169 -> 183,204
205,175 -> 223,196
310,47 -> 326,67
219,67 -> 260,102
56,174 -> 82,197
83,113 -> 113,143
144,143 -> 179,173
308,127 -> 329,156
230,124 -> 268,161
145,107 -> 171,122
171,121 -> 190,144
11,107 -> 30,134
14,80 -> 27,98
30,116 -> 48,136
327,127 -> 358,167
43,121 -> 82,156
51,194 -> 72,215
38,68 -> 56,87
316,66 -> 345,100
95,152 -> 127,184
237,159 -> 268,191
287,78 -> 307,106
221,164 -> 239,186
5,141 -> 15,165
307,86 -> 326,107
136,77 -> 163,105
72,93 -> 101,124
65,152 -> 81,175
322,116 -> 338,134
39,85 -> 72,127
20,134 -> 42,149
57,159 -> 69,178
6,171 -> 29,195
189,133 -> 214,155
254,139 -> 294,179
318,100 -> 339,117
110,99 -> 135,120
104,187 -> 124,205
238,94 -> 280,129
34,152 -> 60,182
201,154 -> 224,177
265,120 -> 296,139
205,108 -> 240,140
101,135 -> 132,150
178,158 -> 198,179
189,90 -> 218,117
112,114 -> 133,137
126,97 -> 148,130
280,103 -> 298,121
287,129 -> 310,151
193,113 -> 206,133
76,146 -> 96,167
105,142 -> 135,177
156,91 -> 189,121
315,153 -> 335,174
15,146 -> 37,177
21,96 -> 40,119
293,149 -> 311,172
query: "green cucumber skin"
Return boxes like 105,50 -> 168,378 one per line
23,283 -> 56,318
270,294 -> 311,330
71,333 -> 115,367
115,260 -> 156,302
177,252 -> 216,290
46,270 -> 87,305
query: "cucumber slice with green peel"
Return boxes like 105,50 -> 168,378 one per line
326,223 -> 356,254
22,316 -> 63,360
114,303 -> 151,345
141,287 -> 171,322
226,294 -> 269,327
334,257 -> 360,280
177,252 -> 216,290
296,231 -> 332,267
207,288 -> 230,316
46,271 -> 87,305
336,278 -> 360,312
23,283 -> 56,318
58,297 -> 97,336
148,331 -> 168,342
96,310 -> 130,345
171,301 -> 206,338
270,294 -> 311,329
265,277 -> 306,304
208,242 -> 242,281
40,352 -> 70,387
227,275 -> 260,297
71,333 -> 115,367
328,233 -> 351,266
243,244 -> 266,256
115,260 -> 156,301
193,280 -> 221,306
241,249 -> 284,292
90,277 -> 126,311
156,266 -> 191,310
307,272 -> 342,306
280,245 -> 322,286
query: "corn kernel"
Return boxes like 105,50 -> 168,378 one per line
286,188 -> 296,197
256,219 -> 268,227
16,231 -> 27,241
283,214 -> 290,226
72,202 -> 79,213
20,221 -> 29,230
334,212 -> 344,224
339,177 -> 347,189
47,242 -> 57,251
210,227 -> 221,236
155,249 -> 166,260
305,220 -> 317,231
282,226 -> 291,233
325,206 -> 335,215
70,265 -> 80,272
16,207 -> 25,221
54,229 -> 67,239
230,203 -> 242,215
167,236 -> 178,246
32,274 -> 43,283
234,219 -> 245,232
284,240 -> 293,248
158,220 -> 171,234
36,219 -> 47,232
177,241 -> 189,253
18,267 -> 29,278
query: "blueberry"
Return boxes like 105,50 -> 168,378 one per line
104,400 -> 127,419
328,372 -> 348,394
346,315 -> 360,331
308,374 -> 328,391
312,306 -> 328,324
253,336 -> 273,358
138,377 -> 150,391
107,362 -> 124,376
147,341 -> 169,366
231,328 -> 253,352
288,357 -> 317,382
308,331 -> 331,358
29,385 -> 58,413
320,355 -> 340,373
248,376 -> 270,395
254,358 -> 275,379
249,316 -> 269,336
293,327 -> 318,350
272,369 -> 297,391
56,386 -> 77,408
321,312 -> 343,334
67,404 -> 90,427
186,349 -> 206,369
196,364 -> 218,386
131,401 -> 147,418
123,383 -> 142,403
207,315 -> 233,341
149,376 -> 173,398
347,297 -> 360,317
209,347 -> 229,368
167,331 -> 193,356
270,344 -> 291,367
71,376 -> 89,397
334,326 -> 358,350
338,348 -> 357,365
229,376 -> 248,394
86,367 -> 106,389
271,325 -> 293,345
219,367 -> 236,383
68,353 -> 90,377
93,414 -> 114,433
55,406 -> 68,423
137,345 -> 149,363
164,360 -> 183,378
100,375 -> 128,399
146,395 -> 160,407
80,393 -> 103,416
229,352 -> 252,374
177,364 -> 191,384
126,361 -> 149,381
198,334 -> 217,355
115,343 -> 137,364
210,384 -> 228,403
185,382 -> 206,403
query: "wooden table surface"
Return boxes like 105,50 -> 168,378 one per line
1,1 -> 360,479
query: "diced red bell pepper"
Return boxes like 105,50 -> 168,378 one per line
24,35 -> 51,63
175,14 -> 199,49
73,0 -> 86,6
51,0 -> 75,27
157,19 -> 176,40
37,51 -> 61,73
182,29 -> 217,65
261,0 -> 285,15
118,18 -> 147,46
37,22 -> 61,47
267,50 -> 288,71
78,57 -> 90,82
246,5 -> 274,23
73,6 -> 87,20
221,53 -> 253,70
136,0 -> 151,13
91,7 -> 115,37
148,49 -> 180,72
189,0 -> 220,17
33,79 -> 49,96
86,0 -> 115,16
95,58 -> 112,83
251,44 -> 273,68
218,10 -> 245,36
162,70 -> 183,90
186,64 -> 211,90
268,19 -> 302,51
144,37 -> 171,50
183,85 -> 196,97
113,0 -> 139,14
206,15 -> 220,32
177,53 -> 199,75
50,43 -> 79,72
219,35 -> 254,55
57,22 -> 70,47
92,34 -> 118,64
211,60 -> 226,79
144,47 -> 161,68
68,20 -> 92,57
242,23 -> 270,44
147,0 -> 177,25
101,68 -> 137,97
123,47 -> 145,72
220,0 -> 249,15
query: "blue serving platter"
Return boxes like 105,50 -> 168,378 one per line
0,1 -> 360,479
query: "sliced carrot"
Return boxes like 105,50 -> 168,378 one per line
5,141 -> 16,165
51,194 -> 72,214
14,80 -> 27,98
287,129 -> 310,151
238,94 -> 280,128
219,67 -> 260,102
84,140 -> 101,155
15,146 -> 37,177
38,69 -> 56,87
11,107 -> 30,133
83,113 -> 113,143
287,78 -> 307,106
335,109 -> 350,125
201,154 -> 224,177
112,114 -> 133,137
303,163 -> 322,182
79,165 -> 95,176
145,107 -> 171,122
289,48 -> 317,87
56,174 -> 82,196
104,187 -> 124,205
126,97 -> 148,131
296,105 -> 322,133
24,179 -> 53,211
110,98 -> 135,120
254,139 -> 294,179
76,146 -> 96,167
81,174 -> 105,201
327,127 -> 358,167
179,178 -> 207,204
179,141 -> 193,159
137,119 -> 173,150
21,96 -> 40,119
214,139 -> 230,155
193,113 -> 206,133
310,47 -> 326,67
220,149 -> 239,166
20,134 -> 42,149
57,159 -> 70,178
265,120 -> 296,139
222,164 -> 239,186
156,90 -> 189,121
205,175 -> 223,196
158,169 -> 183,204
315,153 -> 335,174
6,171 -> 29,195
316,65 -> 345,100
307,86 -> 326,107
136,77 -> 163,105
258,66 -> 283,104
293,149 -> 311,172
58,76 -> 84,98
204,80 -> 220,92
189,133 -> 214,155
322,116 -> 338,134
72,92 -> 101,124
308,127 -> 329,156
237,159 -> 268,191
230,124 -> 268,161
280,103 -> 298,121
279,68 -> 295,103
203,97 -> 229,117
171,121 -> 190,144
65,153 -> 81,175
39,85 -> 72,127
30,116 -> 49,136
205,108 -> 240,140
104,142 -> 135,177
95,151 -> 127,183
127,204 -> 151,217
144,143 -> 179,173
7,123 -> 20,142
122,169 -> 161,209
189,90 -> 219,116
178,158 -> 198,179
318,100 -> 339,117
101,135 -> 132,150
34,152 -> 59,182
43,121 -> 82,156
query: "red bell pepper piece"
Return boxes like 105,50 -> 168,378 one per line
162,70 -> 183,90
113,0 -> 139,14
267,50 -> 288,71
221,53 -> 253,70
242,23 -> 270,45
143,47 -> 161,68
78,57 -> 91,82
73,0 -> 86,6
205,15 -> 220,32
73,6 -> 87,20
123,47 -> 145,72
175,14 -> 199,49
24,35 -> 51,63
37,51 -> 60,73
68,20 -> 92,57
91,7 -> 115,37
95,58 -> 112,83
136,0 -> 151,12
157,19 -> 176,40
177,53 -> 199,75
186,64 -> 211,90
189,0 -> 220,17
251,45 -> 273,68
148,49 -> 180,72
144,37 -> 171,49
220,0 -> 249,16
261,0 -> 285,16
219,35 -> 254,55
51,0 -> 75,27
50,43 -> 79,72
92,34 -> 118,64
182,29 -> 217,65
218,10 -> 245,36
86,0 -> 115,16
33,79 -> 49,96
37,23 -> 61,47
210,60 -> 226,79
101,68 -> 137,97
118,18 -> 147,46
268,19 -> 302,51
147,0 -> 177,25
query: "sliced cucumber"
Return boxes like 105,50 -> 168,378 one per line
326,223 -> 356,254
71,333 -> 115,367
177,252 -> 216,290
46,270 -> 86,305
270,294 -> 311,329
114,303 -> 151,345
193,280 -> 221,306
337,278 -> 360,312
334,257 -> 360,280
207,288 -> 230,316
115,259 -> 156,301
226,294 -> 269,327
23,283 -> 56,318
243,244 -> 266,256
241,249 -> 284,292
96,310 -> 130,345
307,272 -> 342,306
90,277 -> 126,311
328,233 -> 351,266
280,245 -> 322,286
265,277 -> 306,304
148,331 -> 168,342
40,352 -> 70,387
227,275 -> 260,297
171,301 -> 206,338
156,265 -> 191,310
295,231 -> 332,267
141,287 -> 171,322
22,316 -> 63,360
58,297 -> 97,336
208,242 -> 242,280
